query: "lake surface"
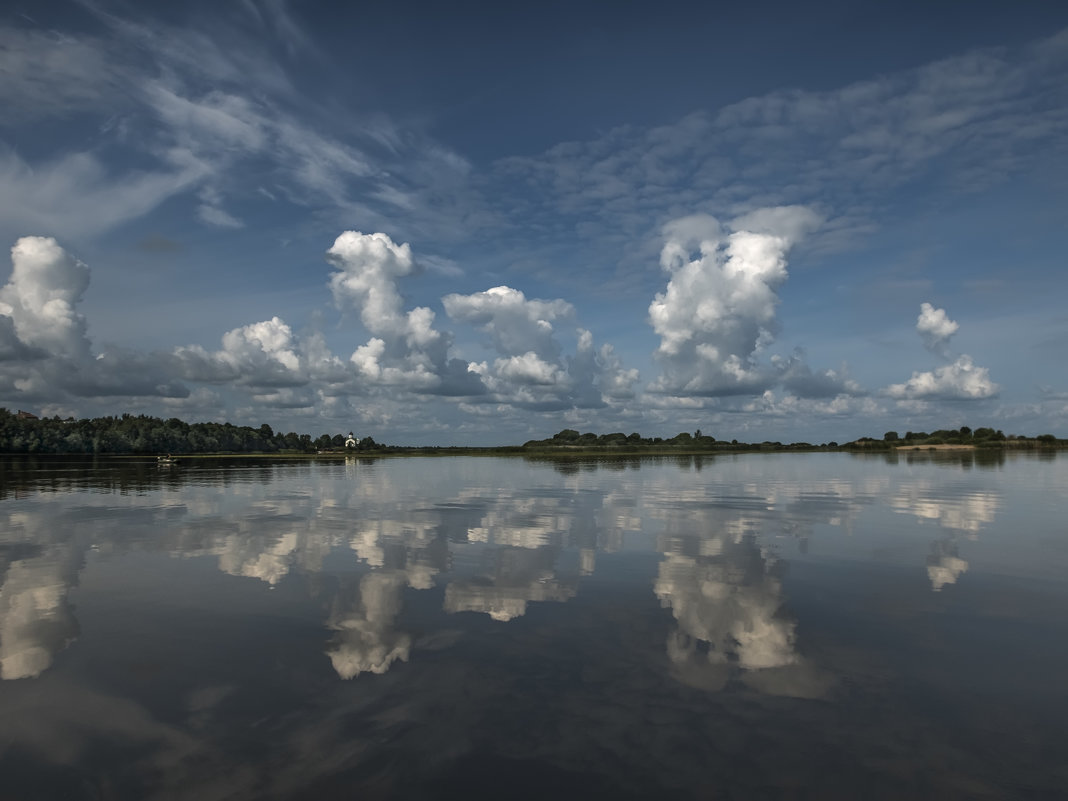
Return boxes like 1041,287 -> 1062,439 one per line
1,451 -> 1066,799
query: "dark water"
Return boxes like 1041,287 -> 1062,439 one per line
1,452 -> 1066,800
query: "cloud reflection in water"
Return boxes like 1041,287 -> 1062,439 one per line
890,483 -> 1000,591
0,454 -> 1064,801
0,454 -> 1014,687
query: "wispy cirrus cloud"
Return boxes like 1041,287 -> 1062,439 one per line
0,148 -> 209,241
0,25 -> 124,124
0,3 -> 489,246
496,29 -> 1068,266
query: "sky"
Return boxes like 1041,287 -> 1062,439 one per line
1,0 -> 1067,445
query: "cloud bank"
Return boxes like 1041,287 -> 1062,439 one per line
0,233 -> 648,431
0,229 -> 1014,442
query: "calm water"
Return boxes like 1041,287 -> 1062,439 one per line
1,452 -> 1066,800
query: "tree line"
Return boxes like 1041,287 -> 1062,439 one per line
848,426 -> 1058,450
0,409 -> 381,454
522,429 -> 824,452
524,426 -> 1063,453
0,410 -> 1060,455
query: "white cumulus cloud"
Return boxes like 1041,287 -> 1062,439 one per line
916,302 -> 959,355
567,329 -> 639,404
443,285 -> 573,362
445,285 -> 636,409
887,355 -> 998,400
494,352 -> 566,386
223,317 -> 300,372
0,237 -> 198,403
327,231 -> 418,335
326,231 -> 483,396
174,316 -> 346,389
886,303 -> 998,400
0,236 -> 90,359
648,206 -> 822,396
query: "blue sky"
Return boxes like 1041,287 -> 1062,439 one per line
1,0 -> 1067,445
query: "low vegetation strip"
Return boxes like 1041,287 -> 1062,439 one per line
895,444 -> 975,451
0,410 -> 1063,455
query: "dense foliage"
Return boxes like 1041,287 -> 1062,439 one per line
524,426 -> 1063,453
522,429 -> 823,452
845,426 -> 1061,450
0,409 -> 382,454
852,426 -> 1006,449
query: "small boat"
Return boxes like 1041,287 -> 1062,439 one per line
157,455 -> 179,466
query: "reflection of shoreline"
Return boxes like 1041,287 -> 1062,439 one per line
895,444 -> 975,451
857,449 -> 1009,469
0,455 -> 387,501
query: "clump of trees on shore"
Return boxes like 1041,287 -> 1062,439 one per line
523,426 -> 1064,453
847,426 -> 1061,450
522,429 -> 826,452
0,409 -> 381,454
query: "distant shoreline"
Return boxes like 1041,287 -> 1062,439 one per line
4,445 -> 1064,461
1,409 -> 1064,456
894,444 -> 975,451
